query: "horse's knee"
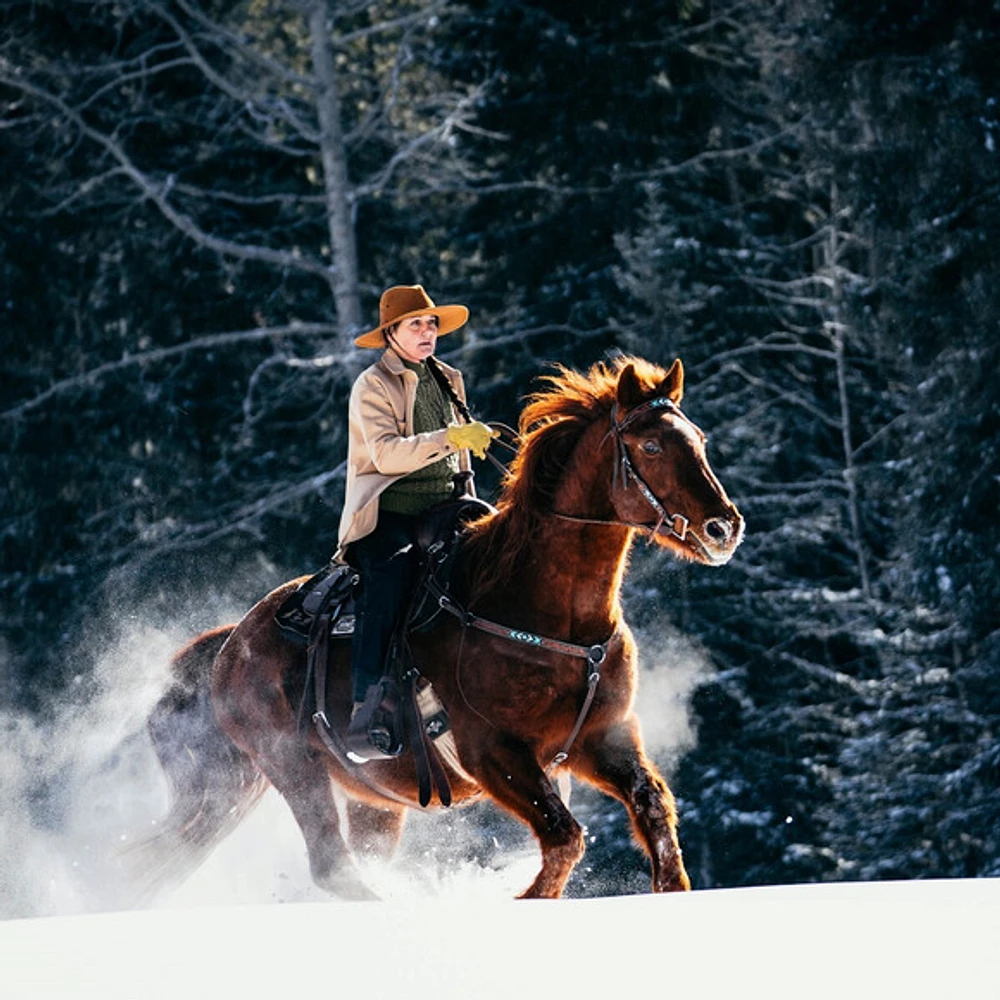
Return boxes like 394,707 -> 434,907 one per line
630,768 -> 678,822
548,811 -> 586,856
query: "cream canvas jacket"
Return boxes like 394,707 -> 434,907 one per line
336,348 -> 472,557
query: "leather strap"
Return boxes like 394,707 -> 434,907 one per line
428,578 -> 610,668
401,667 -> 452,807
548,662 -> 602,772
308,610 -> 416,808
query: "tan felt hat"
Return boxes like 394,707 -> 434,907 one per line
354,284 -> 469,348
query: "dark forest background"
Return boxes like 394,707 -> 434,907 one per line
2,0 -> 998,893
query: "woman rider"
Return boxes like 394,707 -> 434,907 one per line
336,285 -> 495,760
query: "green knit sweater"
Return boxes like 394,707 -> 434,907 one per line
378,359 -> 459,515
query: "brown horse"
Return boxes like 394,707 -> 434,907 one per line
136,356 -> 743,901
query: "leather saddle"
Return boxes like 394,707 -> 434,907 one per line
274,495 -> 494,646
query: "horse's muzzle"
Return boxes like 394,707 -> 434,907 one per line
699,511 -> 744,564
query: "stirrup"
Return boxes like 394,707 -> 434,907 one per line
344,682 -> 403,763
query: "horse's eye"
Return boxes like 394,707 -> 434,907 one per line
641,440 -> 662,455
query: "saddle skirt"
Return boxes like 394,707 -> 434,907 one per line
275,564 -> 357,645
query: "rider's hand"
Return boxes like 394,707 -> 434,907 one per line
446,421 -> 498,459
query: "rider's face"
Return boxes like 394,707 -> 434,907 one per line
387,314 -> 439,362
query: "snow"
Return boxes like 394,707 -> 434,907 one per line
1,879 -> 997,999
2,625 -> 997,997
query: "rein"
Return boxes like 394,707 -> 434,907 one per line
426,356 -> 517,477
485,421 -> 519,476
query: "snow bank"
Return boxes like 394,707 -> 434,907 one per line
1,879 -> 997,999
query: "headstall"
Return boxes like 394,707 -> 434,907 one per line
553,395 -> 691,544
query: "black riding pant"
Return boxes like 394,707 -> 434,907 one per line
346,510 -> 420,703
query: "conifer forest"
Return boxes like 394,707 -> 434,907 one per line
2,0 -> 999,897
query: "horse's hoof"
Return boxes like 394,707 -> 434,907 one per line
320,870 -> 381,901
653,870 -> 692,892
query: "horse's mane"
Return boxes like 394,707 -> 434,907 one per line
462,355 -> 669,599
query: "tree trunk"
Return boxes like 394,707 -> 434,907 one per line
308,0 -> 363,344
828,180 -> 872,599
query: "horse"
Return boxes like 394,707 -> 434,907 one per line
134,355 -> 743,901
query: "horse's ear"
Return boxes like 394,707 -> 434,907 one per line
659,359 -> 684,404
616,363 -> 645,408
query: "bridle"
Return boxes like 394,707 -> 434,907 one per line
551,395 -> 691,545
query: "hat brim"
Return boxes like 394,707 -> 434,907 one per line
353,304 -> 469,349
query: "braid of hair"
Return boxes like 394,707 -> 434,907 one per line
426,355 -> 473,424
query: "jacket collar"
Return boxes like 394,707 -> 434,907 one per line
378,346 -> 409,375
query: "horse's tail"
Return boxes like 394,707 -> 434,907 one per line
121,625 -> 269,902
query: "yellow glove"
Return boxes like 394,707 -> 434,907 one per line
446,421 -> 497,459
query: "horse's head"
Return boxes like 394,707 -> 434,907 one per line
609,359 -> 744,566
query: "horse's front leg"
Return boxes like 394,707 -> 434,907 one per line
475,735 -> 585,898
574,718 -> 691,892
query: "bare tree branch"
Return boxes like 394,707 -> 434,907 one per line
108,462 -> 347,568
1,323 -> 340,420
0,72 -> 334,280
169,0 -> 313,90
143,1 -> 321,145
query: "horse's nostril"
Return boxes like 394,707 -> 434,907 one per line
704,518 -> 732,543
